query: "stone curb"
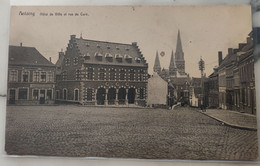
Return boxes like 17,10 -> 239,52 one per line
198,110 -> 257,131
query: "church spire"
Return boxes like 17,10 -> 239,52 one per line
169,50 -> 176,76
169,50 -> 175,69
153,50 -> 161,74
175,29 -> 185,75
175,29 -> 183,58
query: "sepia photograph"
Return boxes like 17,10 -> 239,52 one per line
5,5 -> 258,160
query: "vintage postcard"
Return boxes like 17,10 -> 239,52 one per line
5,5 -> 258,160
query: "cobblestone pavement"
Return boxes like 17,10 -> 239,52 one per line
201,109 -> 257,130
5,105 -> 258,160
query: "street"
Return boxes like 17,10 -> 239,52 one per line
5,105 -> 258,160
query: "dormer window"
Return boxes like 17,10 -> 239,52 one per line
84,53 -> 91,60
116,46 -> 119,50
135,57 -> 141,63
125,47 -> 129,51
97,44 -> 100,48
107,45 -> 110,49
105,53 -> 113,58
125,54 -> 132,63
115,54 -> 123,59
95,52 -> 103,57
86,43 -> 90,47
95,52 -> 103,61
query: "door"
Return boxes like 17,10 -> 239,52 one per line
40,90 -> 45,104
9,89 -> 15,104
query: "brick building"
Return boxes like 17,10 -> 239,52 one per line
214,32 -> 256,114
7,44 -> 56,105
55,35 -> 148,106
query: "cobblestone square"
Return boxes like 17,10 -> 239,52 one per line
5,105 -> 258,160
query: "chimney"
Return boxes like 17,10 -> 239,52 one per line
20,42 -> 22,47
218,51 -> 222,66
49,57 -> 52,62
228,48 -> 233,55
132,42 -> 137,46
59,51 -> 64,59
70,35 -> 76,39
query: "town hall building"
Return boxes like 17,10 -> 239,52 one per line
55,35 -> 148,106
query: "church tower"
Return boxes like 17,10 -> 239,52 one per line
169,50 -> 176,77
175,30 -> 185,75
153,50 -> 161,74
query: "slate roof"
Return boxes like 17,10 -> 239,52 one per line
69,37 -> 147,67
9,45 -> 54,67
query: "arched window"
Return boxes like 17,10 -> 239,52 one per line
74,89 -> 79,101
63,89 -> 67,100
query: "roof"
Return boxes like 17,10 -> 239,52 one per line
190,77 -> 201,87
67,36 -> 147,67
9,45 -> 54,67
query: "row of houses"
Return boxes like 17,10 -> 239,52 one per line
7,35 -> 148,106
190,32 -> 256,114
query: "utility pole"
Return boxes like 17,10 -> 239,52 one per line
199,56 -> 205,107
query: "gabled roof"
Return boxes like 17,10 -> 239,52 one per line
9,45 -> 54,66
68,37 -> 147,67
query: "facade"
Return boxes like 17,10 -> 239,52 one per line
205,68 -> 219,108
237,32 -> 256,114
56,35 -> 148,106
7,44 -> 56,105
214,32 -> 256,114
153,30 -> 190,104
147,72 -> 168,106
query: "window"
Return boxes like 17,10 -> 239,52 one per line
99,68 -> 105,80
139,70 -> 144,81
120,69 -> 125,80
62,71 -> 67,80
63,89 -> 67,100
33,71 -> 40,82
87,88 -> 92,101
65,58 -> 70,66
130,69 -> 135,81
73,58 -> 78,65
22,71 -> 29,82
140,88 -> 144,99
47,72 -> 53,82
110,69 -> 115,80
9,70 -> 18,82
47,90 -> 52,100
87,67 -> 93,80
33,89 -> 38,100
56,90 -> 59,99
76,70 -> 80,80
18,88 -> 27,100
40,72 -> 46,82
74,89 -> 79,101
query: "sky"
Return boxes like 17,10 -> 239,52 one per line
9,5 -> 252,77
